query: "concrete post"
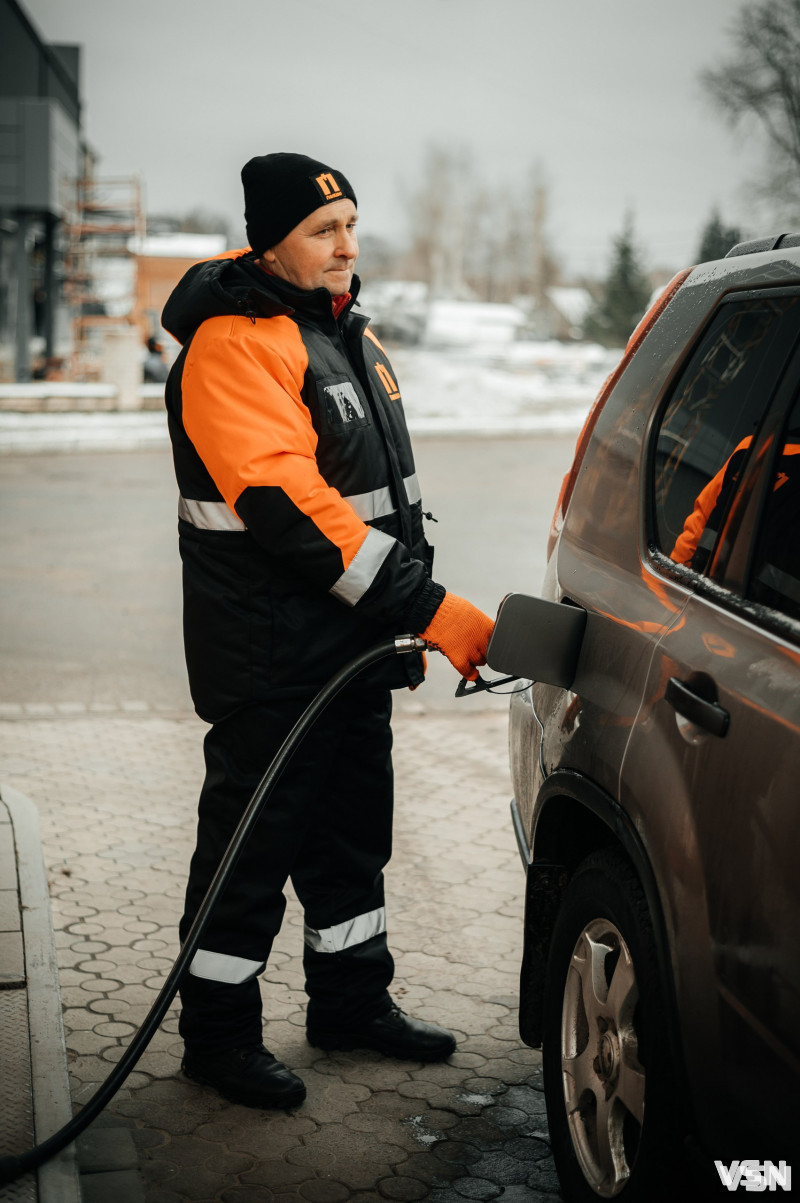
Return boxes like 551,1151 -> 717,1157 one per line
100,325 -> 142,410
42,214 -> 56,358
14,213 -> 31,381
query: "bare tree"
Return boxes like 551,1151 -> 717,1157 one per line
702,0 -> 800,208
403,144 -> 473,298
402,145 -> 560,303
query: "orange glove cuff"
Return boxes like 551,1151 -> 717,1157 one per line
421,592 -> 495,680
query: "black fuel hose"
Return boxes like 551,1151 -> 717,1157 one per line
0,634 -> 425,1187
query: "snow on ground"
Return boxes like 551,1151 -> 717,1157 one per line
0,341 -> 621,453
0,410 -> 170,454
391,341 -> 619,436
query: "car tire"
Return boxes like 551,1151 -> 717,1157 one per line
542,847 -> 676,1202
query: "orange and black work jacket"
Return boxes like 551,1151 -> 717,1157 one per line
162,251 -> 444,722
672,432 -> 800,599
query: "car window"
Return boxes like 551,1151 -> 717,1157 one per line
748,392 -> 800,620
652,295 -> 800,575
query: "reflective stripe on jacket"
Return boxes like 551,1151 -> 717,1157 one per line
162,251 -> 443,720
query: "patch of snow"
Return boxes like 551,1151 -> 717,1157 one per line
0,340 -> 621,453
458,1092 -> 495,1107
0,411 -> 169,453
392,342 -> 620,434
404,1115 -> 442,1145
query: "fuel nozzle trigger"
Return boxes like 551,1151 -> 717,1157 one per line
455,673 -> 517,698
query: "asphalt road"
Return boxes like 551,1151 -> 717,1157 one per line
0,435 -> 576,713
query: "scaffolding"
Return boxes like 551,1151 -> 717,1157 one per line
62,173 -> 145,379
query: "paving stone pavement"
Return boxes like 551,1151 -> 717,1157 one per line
0,708 -> 563,1202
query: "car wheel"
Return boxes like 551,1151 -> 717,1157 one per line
542,848 -> 675,1201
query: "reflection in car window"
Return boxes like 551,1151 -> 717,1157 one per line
652,296 -> 800,575
749,394 -> 800,620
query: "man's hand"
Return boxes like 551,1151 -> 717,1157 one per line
421,593 -> 494,680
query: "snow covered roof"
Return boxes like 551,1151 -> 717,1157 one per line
130,233 -> 228,259
546,286 -> 593,326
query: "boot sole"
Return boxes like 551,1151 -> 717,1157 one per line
182,1065 -> 307,1110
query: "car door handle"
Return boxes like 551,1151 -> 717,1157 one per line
665,677 -> 729,738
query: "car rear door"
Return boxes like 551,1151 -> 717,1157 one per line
620,291 -> 800,1153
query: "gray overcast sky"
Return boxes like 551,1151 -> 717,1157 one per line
25,0 -> 766,277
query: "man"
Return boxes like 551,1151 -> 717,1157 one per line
143,336 -> 169,383
161,152 -> 494,1110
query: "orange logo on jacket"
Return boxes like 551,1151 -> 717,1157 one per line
314,172 -> 343,201
375,363 -> 400,401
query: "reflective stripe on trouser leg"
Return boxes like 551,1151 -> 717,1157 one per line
303,906 -> 386,955
178,689 -> 394,1050
293,690 -> 396,1030
178,696 -> 317,1052
302,904 -> 394,1031
188,949 -> 266,984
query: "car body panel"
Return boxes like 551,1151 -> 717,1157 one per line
624,591 -> 800,1149
511,245 -> 800,1164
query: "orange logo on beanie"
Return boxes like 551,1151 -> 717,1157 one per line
314,172 -> 344,202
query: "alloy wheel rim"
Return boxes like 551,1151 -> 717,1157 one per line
560,917 -> 646,1197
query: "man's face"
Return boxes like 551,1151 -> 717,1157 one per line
261,198 -> 358,294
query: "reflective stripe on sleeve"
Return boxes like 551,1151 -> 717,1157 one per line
343,485 -> 395,521
179,495 -> 246,532
330,527 -> 395,605
303,906 -> 386,954
343,475 -> 421,522
189,949 -> 265,983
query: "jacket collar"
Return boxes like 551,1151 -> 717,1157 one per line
161,249 -> 361,345
235,253 -> 361,324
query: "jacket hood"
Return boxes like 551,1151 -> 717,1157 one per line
161,250 -> 361,346
161,252 -> 289,346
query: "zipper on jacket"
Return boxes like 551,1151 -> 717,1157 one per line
343,320 -> 415,549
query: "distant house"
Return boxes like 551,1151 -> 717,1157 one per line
131,233 -> 228,352
545,287 -> 593,340
359,282 -> 593,349
519,286 -> 593,342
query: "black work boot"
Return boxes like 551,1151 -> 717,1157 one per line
307,1004 -> 456,1062
182,1043 -> 306,1109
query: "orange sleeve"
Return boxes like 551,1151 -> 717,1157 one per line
670,436 -> 752,565
181,314 -> 370,572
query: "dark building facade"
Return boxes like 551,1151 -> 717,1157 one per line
0,0 -> 82,380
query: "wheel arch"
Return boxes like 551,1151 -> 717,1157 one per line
519,769 -> 680,1077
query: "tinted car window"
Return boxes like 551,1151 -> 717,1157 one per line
652,295 -> 800,574
748,392 -> 800,620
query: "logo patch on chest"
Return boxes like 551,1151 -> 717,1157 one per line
374,363 -> 401,401
323,381 -> 366,424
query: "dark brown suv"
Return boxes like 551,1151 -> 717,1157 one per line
500,235 -> 800,1201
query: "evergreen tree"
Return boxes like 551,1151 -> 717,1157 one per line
584,215 -> 651,348
696,210 -> 742,262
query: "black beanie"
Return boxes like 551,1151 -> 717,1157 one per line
241,152 -> 357,255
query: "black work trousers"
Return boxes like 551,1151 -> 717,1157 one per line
178,687 -> 395,1052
